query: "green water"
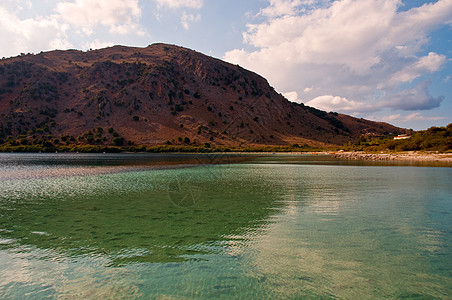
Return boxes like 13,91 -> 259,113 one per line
0,153 -> 451,299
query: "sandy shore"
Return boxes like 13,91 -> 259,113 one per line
332,152 -> 452,163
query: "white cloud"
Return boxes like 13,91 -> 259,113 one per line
390,52 -> 446,84
381,80 -> 444,111
181,12 -> 201,30
403,112 -> 447,122
375,113 -> 447,123
153,0 -> 203,30
83,40 -> 115,51
154,0 -> 203,10
0,0 -> 147,58
224,0 -> 452,115
6,0 -> 33,10
305,95 -> 373,113
239,0 -> 404,72
56,0 -> 142,35
56,0 -> 141,34
0,6 -> 71,58
259,0 -> 316,18
375,114 -> 402,122
2,0 -> 31,11
283,91 -> 301,103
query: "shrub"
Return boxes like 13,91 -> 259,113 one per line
112,137 -> 124,146
86,135 -> 94,144
174,104 -> 184,112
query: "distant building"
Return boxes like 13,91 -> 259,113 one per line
394,134 -> 411,140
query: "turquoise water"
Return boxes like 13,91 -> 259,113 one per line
0,153 -> 451,298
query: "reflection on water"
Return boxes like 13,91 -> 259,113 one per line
0,153 -> 451,298
240,165 -> 452,298
0,153 -> 253,180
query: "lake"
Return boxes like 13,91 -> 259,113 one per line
0,153 -> 451,299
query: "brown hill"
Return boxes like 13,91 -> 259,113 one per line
0,43 -> 402,147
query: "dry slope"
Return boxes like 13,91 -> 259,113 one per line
0,43 -> 403,147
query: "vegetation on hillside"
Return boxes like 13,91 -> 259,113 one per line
343,123 -> 452,153
0,143 -> 323,153
0,122 -> 325,152
1,122 -> 451,153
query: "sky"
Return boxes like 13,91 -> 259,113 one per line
1,0 -> 451,130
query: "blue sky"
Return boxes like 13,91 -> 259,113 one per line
1,0 -> 451,130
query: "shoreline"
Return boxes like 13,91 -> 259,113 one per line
332,152 -> 452,163
1,150 -> 452,163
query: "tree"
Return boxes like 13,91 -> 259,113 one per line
112,137 -> 124,146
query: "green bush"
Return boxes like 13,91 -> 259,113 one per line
112,137 -> 124,146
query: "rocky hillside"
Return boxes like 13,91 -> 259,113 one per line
0,44 -> 402,147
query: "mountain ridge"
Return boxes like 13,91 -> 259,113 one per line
0,43 -> 403,148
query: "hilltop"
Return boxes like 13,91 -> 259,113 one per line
0,44 -> 402,149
